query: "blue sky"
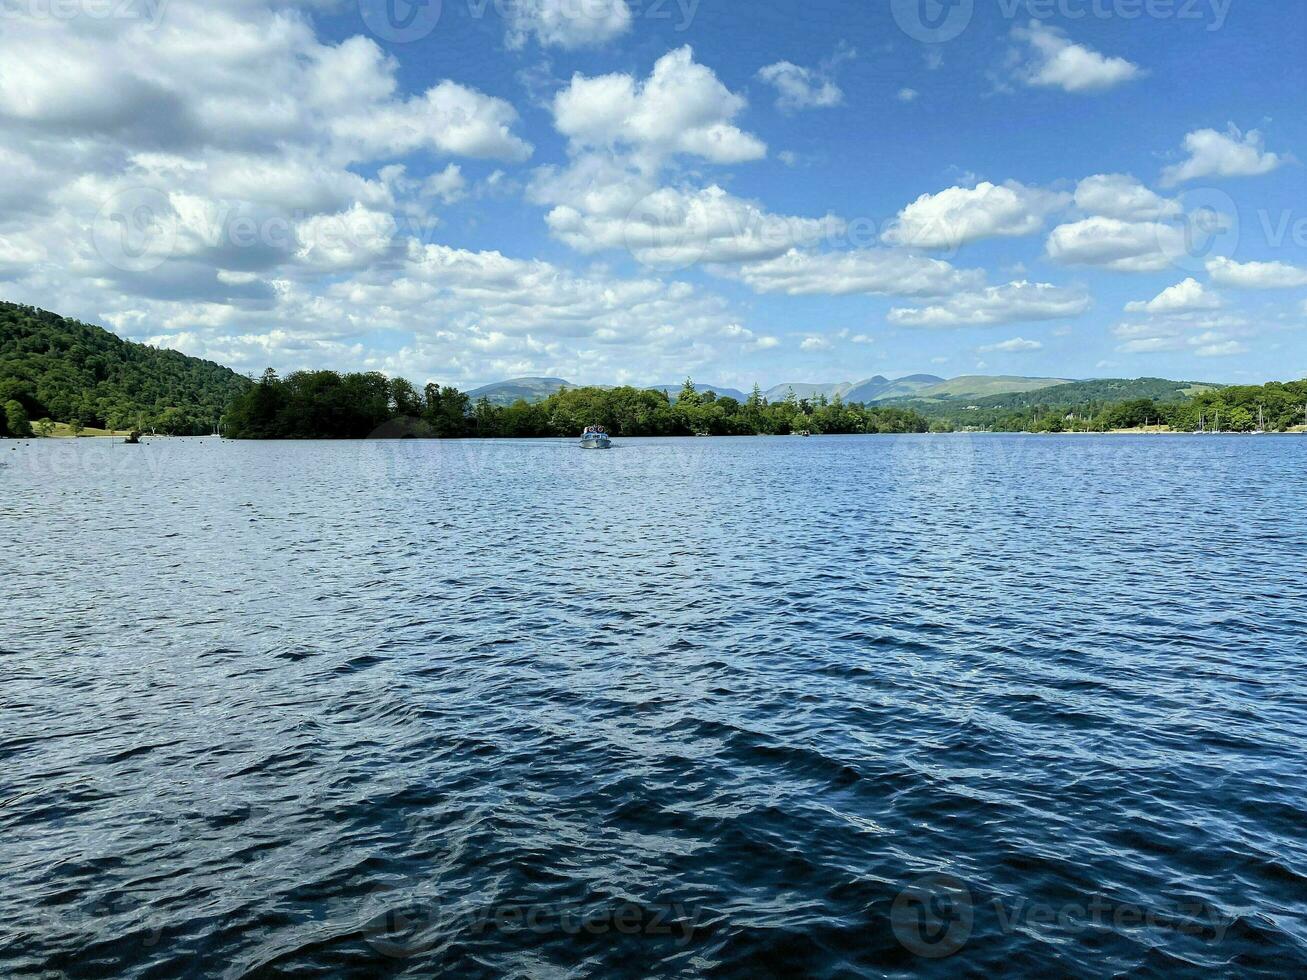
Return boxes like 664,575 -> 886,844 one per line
1,0 -> 1304,388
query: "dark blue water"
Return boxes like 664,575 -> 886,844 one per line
3,434 -> 1306,977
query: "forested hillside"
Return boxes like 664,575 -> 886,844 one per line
0,302 -> 250,436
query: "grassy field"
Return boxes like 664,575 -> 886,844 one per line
35,422 -> 134,438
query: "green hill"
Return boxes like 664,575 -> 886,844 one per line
956,377 -> 1223,411
901,375 -> 1073,401
0,301 -> 251,435
764,375 -> 1064,405
889,377 -> 1232,430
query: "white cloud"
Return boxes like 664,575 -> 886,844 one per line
1011,21 -> 1143,94
81,241 -> 758,384
734,248 -> 983,298
1195,340 -> 1248,357
331,80 -> 533,162
897,88 -> 919,103
1161,126 -> 1286,186
1112,313 -> 1252,357
757,61 -> 843,113
552,47 -> 767,166
1046,216 -> 1187,273
884,181 -> 1071,250
800,336 -> 832,351
505,0 -> 633,50
543,183 -> 844,267
423,164 -> 467,204
979,337 -> 1043,353
534,54 -> 839,269
0,2 -> 766,385
294,204 -> 398,272
1075,174 -> 1181,221
888,281 -> 1091,328
1125,278 -> 1223,314
1206,257 -> 1307,289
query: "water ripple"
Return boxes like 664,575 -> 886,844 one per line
2,435 -> 1305,977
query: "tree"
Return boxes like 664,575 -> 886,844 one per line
678,377 -> 702,407
3,399 -> 30,437
35,417 -> 55,438
390,377 -> 422,417
68,419 -> 85,438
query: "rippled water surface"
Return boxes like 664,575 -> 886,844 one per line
3,434 -> 1306,977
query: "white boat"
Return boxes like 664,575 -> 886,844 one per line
580,425 -> 612,450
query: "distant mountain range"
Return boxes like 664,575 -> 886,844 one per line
466,377 -> 578,405
468,374 -> 1084,406
648,382 -> 748,402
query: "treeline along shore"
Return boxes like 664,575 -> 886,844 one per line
220,369 -> 1307,440
221,371 -> 933,439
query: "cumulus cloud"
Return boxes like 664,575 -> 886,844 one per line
979,337 -> 1043,353
1010,21 -> 1143,94
68,241 -> 758,384
1075,174 -> 1181,221
552,47 -> 766,165
1206,257 -> 1307,289
543,183 -> 845,268
1125,278 -> 1223,314
0,2 -> 768,384
532,50 -> 852,270
0,4 -> 534,304
1045,216 -> 1187,273
888,281 -> 1091,328
0,15 -> 531,162
423,164 -> 468,204
1161,126 -> 1287,186
757,62 -> 843,113
1112,313 -> 1252,357
1194,340 -> 1248,357
505,0 -> 633,50
330,81 -> 533,162
884,181 -> 1071,250
733,248 -> 983,298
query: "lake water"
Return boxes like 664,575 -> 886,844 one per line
3,434 -> 1306,977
